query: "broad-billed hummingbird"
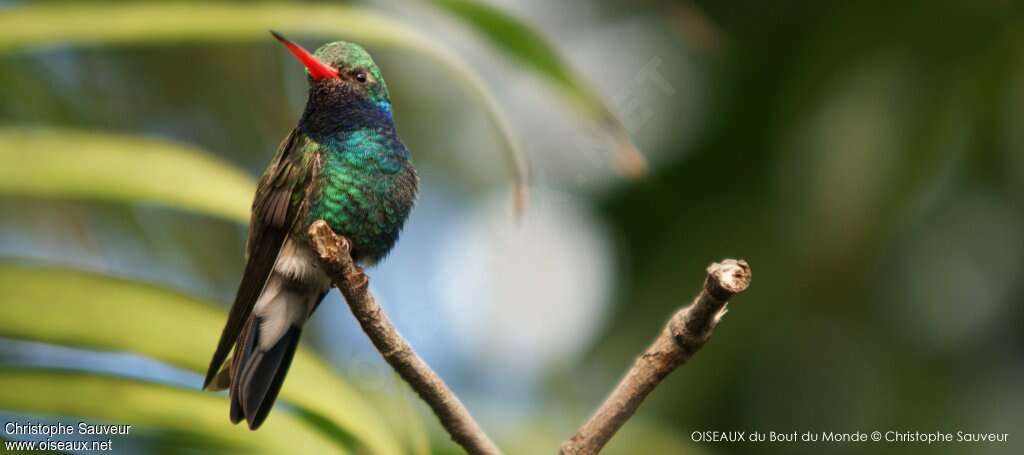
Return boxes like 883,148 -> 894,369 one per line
203,31 -> 418,430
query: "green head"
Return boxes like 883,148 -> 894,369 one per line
271,31 -> 391,105
312,41 -> 390,103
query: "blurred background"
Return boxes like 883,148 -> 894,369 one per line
0,1 -> 1022,454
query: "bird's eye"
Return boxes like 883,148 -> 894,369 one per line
355,71 -> 368,83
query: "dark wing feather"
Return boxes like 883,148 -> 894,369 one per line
203,129 -> 304,389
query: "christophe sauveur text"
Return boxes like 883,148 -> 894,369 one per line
691,430 -> 1009,444
4,421 -> 132,451
6,421 -> 132,436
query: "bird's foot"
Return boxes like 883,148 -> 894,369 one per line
345,265 -> 369,291
308,220 -> 370,291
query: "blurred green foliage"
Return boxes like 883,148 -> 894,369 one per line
0,262 -> 403,454
0,128 -> 255,222
583,1 -> 1023,454
0,368 -> 338,453
428,0 -> 604,113
0,0 -> 653,453
0,1 -> 533,197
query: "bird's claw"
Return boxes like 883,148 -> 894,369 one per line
345,265 -> 369,291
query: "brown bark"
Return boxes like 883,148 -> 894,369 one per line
308,220 -> 501,455
310,219 -> 750,455
560,259 -> 751,455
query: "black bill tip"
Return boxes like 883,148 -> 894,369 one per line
269,30 -> 288,43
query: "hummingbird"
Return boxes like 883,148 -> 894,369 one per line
203,31 -> 418,430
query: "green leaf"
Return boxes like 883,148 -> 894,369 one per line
0,1 -> 528,208
425,0 -> 646,176
428,0 -> 598,112
0,128 -> 254,224
0,368 -> 341,454
0,262 -> 404,455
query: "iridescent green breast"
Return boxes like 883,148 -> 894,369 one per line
306,129 -> 417,263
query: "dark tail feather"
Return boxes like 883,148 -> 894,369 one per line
228,316 -> 302,430
203,229 -> 288,390
228,318 -> 255,425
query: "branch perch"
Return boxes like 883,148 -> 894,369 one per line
560,259 -> 751,455
308,220 -> 501,455
311,217 -> 749,455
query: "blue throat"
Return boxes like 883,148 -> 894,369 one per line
299,84 -> 396,140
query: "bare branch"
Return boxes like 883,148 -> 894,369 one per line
308,220 -> 501,455
310,217 -> 747,455
560,259 -> 751,455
